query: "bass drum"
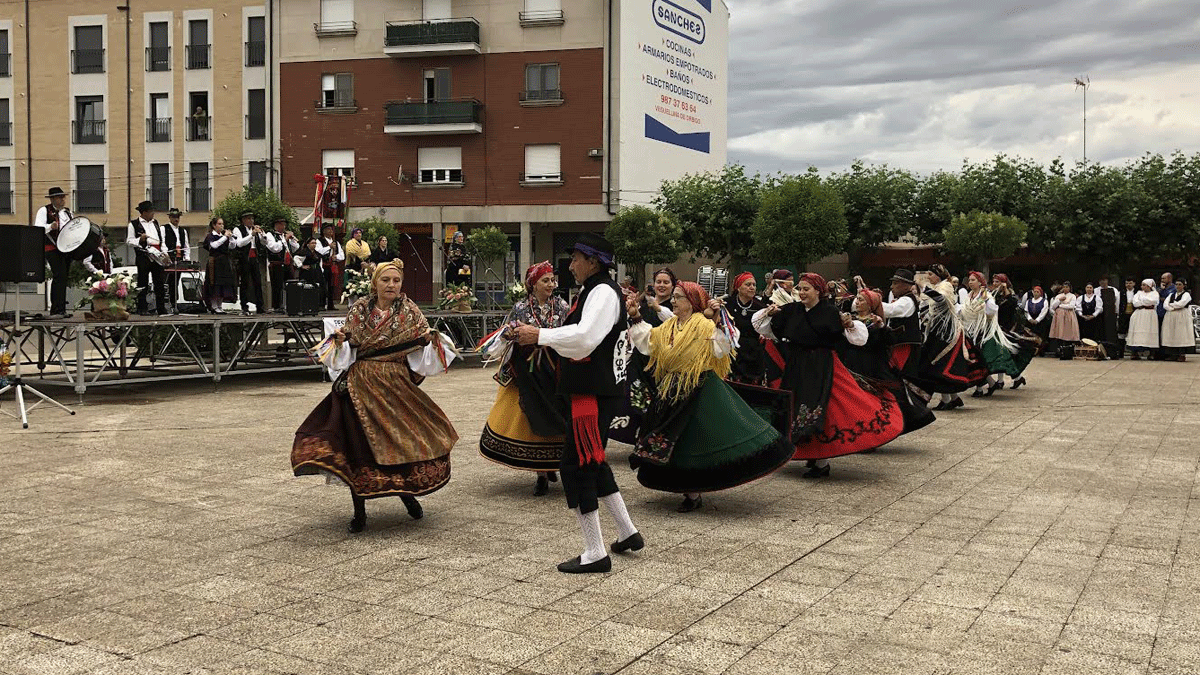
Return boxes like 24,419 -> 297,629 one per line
56,217 -> 103,260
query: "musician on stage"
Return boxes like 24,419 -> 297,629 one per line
162,207 -> 191,310
33,187 -> 74,318
265,217 -> 299,313
82,230 -> 113,276
230,211 -> 266,314
317,224 -> 345,310
126,200 -> 169,316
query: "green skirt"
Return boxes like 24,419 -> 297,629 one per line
634,373 -> 792,494
980,335 -> 1034,377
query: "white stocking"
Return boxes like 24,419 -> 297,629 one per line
575,508 -> 606,564
940,393 -> 954,404
986,374 -> 998,386
813,459 -> 829,468
599,492 -> 638,541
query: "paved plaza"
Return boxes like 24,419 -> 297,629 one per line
1,357 -> 1198,675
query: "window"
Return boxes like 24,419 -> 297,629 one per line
187,92 -> 210,141
0,30 -> 10,77
320,73 -> 354,109
417,147 -> 462,184
249,161 -> 268,187
188,163 -> 210,211
318,0 -> 356,34
73,26 -> 104,74
0,98 -> 9,146
0,167 -> 11,214
245,16 -> 265,67
75,165 -> 105,212
148,163 -> 170,211
187,20 -> 210,69
73,96 -> 105,144
521,0 -> 565,26
523,144 -> 561,183
423,68 -> 451,102
423,0 -> 451,21
147,93 -> 169,142
147,22 -> 169,71
322,149 -> 354,178
246,89 -> 266,139
523,63 -> 561,102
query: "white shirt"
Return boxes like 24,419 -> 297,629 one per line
266,231 -> 300,255
230,225 -> 256,250
1075,292 -> 1102,317
537,283 -> 621,360
320,237 -> 345,262
1050,293 -> 1077,312
750,306 -> 869,346
126,218 -> 163,249
34,205 -> 72,236
1165,291 -> 1192,311
1132,290 -> 1158,309
881,295 -> 916,319
294,252 -> 322,270
1023,296 -> 1049,323
82,248 -> 110,275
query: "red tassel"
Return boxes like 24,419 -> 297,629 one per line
570,394 -> 605,465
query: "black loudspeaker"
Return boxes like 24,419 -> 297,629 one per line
0,225 -> 47,283
1057,344 -> 1075,360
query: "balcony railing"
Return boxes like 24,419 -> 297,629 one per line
520,172 -> 563,185
0,53 -> 10,77
146,187 -> 171,212
186,187 -> 211,212
186,44 -> 210,69
315,95 -> 357,113
186,116 -> 211,141
146,46 -> 170,72
72,119 -> 106,144
146,117 -> 171,143
384,99 -> 482,129
384,19 -> 480,56
74,189 -> 106,213
519,89 -> 563,104
0,190 -> 12,214
314,21 -> 357,37
245,40 -> 265,67
0,122 -> 11,146
245,114 -> 266,139
71,48 -> 105,74
519,9 -> 565,27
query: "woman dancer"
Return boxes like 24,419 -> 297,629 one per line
610,268 -> 676,445
292,261 -> 459,532
1022,285 -> 1051,354
909,264 -> 989,410
720,271 -> 768,385
201,217 -> 236,313
1160,279 -> 1193,362
445,230 -> 470,285
1126,279 -> 1161,360
479,262 -> 570,495
626,282 -> 790,511
754,273 -> 904,478
1049,282 -> 1080,349
960,271 -> 1033,396
1076,283 -> 1104,343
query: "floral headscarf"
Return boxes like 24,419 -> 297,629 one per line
676,281 -> 709,313
798,272 -> 828,297
370,260 -> 404,290
524,260 -> 554,291
857,289 -> 884,321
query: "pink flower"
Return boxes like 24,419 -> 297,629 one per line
116,288 -> 127,298
98,280 -> 109,291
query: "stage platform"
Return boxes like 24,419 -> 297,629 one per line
0,309 -> 506,399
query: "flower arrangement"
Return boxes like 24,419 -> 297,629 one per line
505,282 -> 527,306
438,282 -> 477,311
0,347 -> 11,388
79,272 -> 138,320
343,269 -> 373,302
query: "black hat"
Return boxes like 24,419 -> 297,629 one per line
136,200 -> 155,213
46,187 -> 67,199
890,268 -> 916,284
167,207 -> 182,217
929,263 -> 951,281
564,232 -> 615,267
239,211 -> 255,220
272,216 -> 288,225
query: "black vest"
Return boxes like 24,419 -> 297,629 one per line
266,231 -> 287,262
43,204 -> 72,247
557,272 -> 627,397
130,218 -> 162,258
886,293 -> 922,346
230,225 -> 252,261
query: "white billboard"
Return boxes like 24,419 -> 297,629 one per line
617,0 -> 729,206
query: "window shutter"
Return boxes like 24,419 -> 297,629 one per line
334,73 -> 353,105
321,74 -> 335,92
418,147 -> 462,170
320,0 -> 354,25
322,149 -> 355,171
525,0 -> 560,11
524,145 -> 560,179
423,0 -> 451,20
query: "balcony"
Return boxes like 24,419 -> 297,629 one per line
0,190 -> 12,214
71,48 -> 105,74
146,117 -> 171,143
0,53 -> 10,77
72,119 -> 106,144
146,46 -> 170,72
146,187 -> 171,212
186,116 -> 211,142
186,187 -> 211,212
245,114 -> 266,140
0,122 -> 10,146
74,189 -> 106,213
186,44 -> 210,69
384,19 -> 480,57
315,96 -> 358,114
520,172 -> 563,187
314,21 -> 357,37
245,40 -> 265,67
519,9 -> 565,27
519,89 -> 563,107
383,99 -> 482,135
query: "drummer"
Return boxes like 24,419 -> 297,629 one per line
125,200 -> 169,316
33,187 -> 74,318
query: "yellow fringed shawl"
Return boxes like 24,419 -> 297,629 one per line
647,314 -> 732,403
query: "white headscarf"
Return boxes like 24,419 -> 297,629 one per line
1141,279 -> 1155,292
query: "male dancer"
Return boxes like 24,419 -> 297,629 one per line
516,233 -> 642,574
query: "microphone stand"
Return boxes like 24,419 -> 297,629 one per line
403,233 -> 429,272
0,280 -> 76,428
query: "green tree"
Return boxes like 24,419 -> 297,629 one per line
212,184 -> 299,234
749,172 -> 848,270
605,205 -> 687,286
1129,152 -> 1200,280
654,164 -> 768,272
956,154 -> 1048,224
827,161 -> 918,269
941,211 -> 1028,277
345,216 -> 398,258
911,171 -> 961,244
465,226 -> 511,271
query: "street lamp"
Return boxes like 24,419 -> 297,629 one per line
1074,76 -> 1090,163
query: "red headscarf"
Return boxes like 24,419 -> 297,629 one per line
992,273 -> 1010,287
798,272 -> 828,297
676,281 -> 709,313
524,260 -> 554,291
858,289 -> 884,321
968,271 -> 987,288
733,271 -> 755,292
771,269 -> 794,281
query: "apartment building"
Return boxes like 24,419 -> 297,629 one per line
279,0 -> 727,301
0,0 -> 281,253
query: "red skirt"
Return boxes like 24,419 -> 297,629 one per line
792,357 -> 904,460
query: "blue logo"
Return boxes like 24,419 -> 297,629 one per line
653,0 -> 705,45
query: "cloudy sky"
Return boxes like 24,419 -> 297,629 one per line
726,0 -> 1200,176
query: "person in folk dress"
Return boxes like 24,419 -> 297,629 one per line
1022,286 -> 1052,354
720,272 -> 768,385
1160,279 -> 1193,362
1076,283 -> 1104,343
908,264 -> 990,411
609,267 -> 677,446
1049,282 -> 1080,347
1126,279 -> 1161,360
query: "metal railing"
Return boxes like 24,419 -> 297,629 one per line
0,190 -> 12,214
315,95 -> 356,111
145,46 -> 170,71
0,54 -> 10,77
74,189 -> 106,213
71,48 -> 105,74
519,9 -> 565,26
245,113 -> 266,139
146,187 -> 171,211
245,40 -> 265,67
520,89 -> 563,102
72,119 -> 106,144
186,116 -> 211,141
520,172 -> 563,183
186,187 -> 211,212
0,122 -> 11,146
384,18 -> 480,47
186,44 -> 210,69
146,117 -> 171,142
314,21 -> 357,36
384,99 -> 482,126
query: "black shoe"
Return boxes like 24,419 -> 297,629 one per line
1011,377 -> 1026,390
557,555 -> 612,574
677,495 -> 703,513
547,471 -> 558,483
534,474 -> 549,496
400,495 -> 423,520
611,532 -> 644,554
985,382 -> 1002,396
348,514 -> 366,533
933,401 -> 948,411
948,397 -> 965,410
802,464 -> 831,479
971,389 -> 985,398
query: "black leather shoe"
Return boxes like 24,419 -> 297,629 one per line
986,382 -> 1002,396
677,495 -> 703,513
802,464 -> 831,479
534,474 -> 549,496
546,471 -> 558,483
1011,377 -> 1026,390
348,515 -> 366,533
971,389 -> 985,398
557,555 -> 612,574
933,401 -> 947,411
400,495 -> 423,520
611,532 -> 644,554
948,397 -> 965,410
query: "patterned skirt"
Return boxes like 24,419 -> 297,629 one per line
791,357 -> 905,460
1049,308 -> 1080,342
479,381 -> 564,471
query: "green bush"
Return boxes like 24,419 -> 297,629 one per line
605,206 -> 687,286
750,173 -> 849,268
213,184 -> 299,234
465,226 -> 511,266
941,211 -> 1027,274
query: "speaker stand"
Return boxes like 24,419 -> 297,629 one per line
0,284 -> 75,428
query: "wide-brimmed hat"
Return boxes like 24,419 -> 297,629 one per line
564,232 -> 615,267
239,211 -> 256,220
167,207 -> 182,217
46,187 -> 67,199
890,268 -> 916,284
136,200 -> 155,213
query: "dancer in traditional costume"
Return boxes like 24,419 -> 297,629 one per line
991,273 -> 1037,387
292,261 -> 459,532
1022,286 -> 1052,354
753,273 -> 904,478
1127,279 -> 1161,360
877,270 -> 923,381
609,268 -> 675,445
1160,279 -> 1193,361
1076,283 -> 1104,343
515,233 -> 642,574
960,271 -> 1034,396
479,261 -> 570,495
908,264 -> 989,410
720,272 -> 768,385
625,281 -> 790,512
1049,282 -> 1080,349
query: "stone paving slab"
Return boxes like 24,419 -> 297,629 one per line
0,357 -> 1198,674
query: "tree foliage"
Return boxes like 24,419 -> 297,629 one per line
345,216 -> 398,258
655,164 -> 768,269
465,225 -> 511,265
749,172 -> 848,268
827,161 -> 917,250
941,211 -> 1028,276
605,206 -> 687,286
213,184 -> 299,234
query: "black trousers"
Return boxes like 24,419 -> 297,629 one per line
236,256 -> 264,312
46,248 -> 70,314
135,254 -> 167,314
559,394 -> 622,514
269,263 -> 289,310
